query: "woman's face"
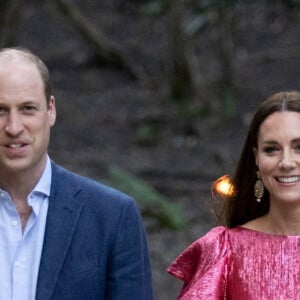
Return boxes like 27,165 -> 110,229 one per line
254,111 -> 300,206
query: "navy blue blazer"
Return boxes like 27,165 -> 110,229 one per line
35,162 -> 153,300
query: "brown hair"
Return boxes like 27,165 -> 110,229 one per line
0,47 -> 52,104
222,91 -> 300,227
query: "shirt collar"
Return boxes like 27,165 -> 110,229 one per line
31,155 -> 52,197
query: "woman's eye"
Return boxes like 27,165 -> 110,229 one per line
262,146 -> 278,154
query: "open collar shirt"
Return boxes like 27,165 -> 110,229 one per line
0,156 -> 51,300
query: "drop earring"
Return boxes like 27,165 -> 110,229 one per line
254,171 -> 264,203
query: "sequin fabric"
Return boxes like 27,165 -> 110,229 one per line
167,226 -> 300,300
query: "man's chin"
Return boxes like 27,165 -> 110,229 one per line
0,160 -> 32,174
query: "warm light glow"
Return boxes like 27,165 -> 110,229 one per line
213,175 -> 235,197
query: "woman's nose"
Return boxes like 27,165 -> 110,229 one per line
278,153 -> 297,169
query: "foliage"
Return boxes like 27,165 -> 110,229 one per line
281,0 -> 300,9
140,0 -> 167,15
106,165 -> 186,231
135,122 -> 161,146
195,0 -> 238,11
219,87 -> 236,119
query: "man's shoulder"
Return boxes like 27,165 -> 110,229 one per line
51,161 -> 134,206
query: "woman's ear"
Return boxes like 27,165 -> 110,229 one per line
253,147 -> 258,166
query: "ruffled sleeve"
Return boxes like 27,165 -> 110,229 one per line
167,226 -> 230,300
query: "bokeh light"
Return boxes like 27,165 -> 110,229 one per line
212,175 -> 235,198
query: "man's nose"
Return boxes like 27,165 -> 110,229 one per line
4,112 -> 24,136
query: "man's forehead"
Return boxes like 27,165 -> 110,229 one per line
0,49 -> 33,67
0,53 -> 43,91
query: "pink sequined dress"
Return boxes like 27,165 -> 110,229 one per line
167,226 -> 300,300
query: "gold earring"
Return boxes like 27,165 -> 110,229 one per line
254,171 -> 264,203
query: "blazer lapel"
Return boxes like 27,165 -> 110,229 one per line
35,163 -> 83,300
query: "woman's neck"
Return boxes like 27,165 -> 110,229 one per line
243,206 -> 300,236
264,205 -> 300,235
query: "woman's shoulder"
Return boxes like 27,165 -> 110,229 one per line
167,226 -> 230,281
201,225 -> 229,239
167,226 -> 236,298
181,225 -> 230,254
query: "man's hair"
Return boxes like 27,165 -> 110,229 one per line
0,47 -> 52,103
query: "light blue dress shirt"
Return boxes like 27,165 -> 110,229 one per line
0,157 -> 51,300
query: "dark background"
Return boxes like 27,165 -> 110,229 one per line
1,0 -> 300,298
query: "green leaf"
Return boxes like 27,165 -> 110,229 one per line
107,165 -> 186,230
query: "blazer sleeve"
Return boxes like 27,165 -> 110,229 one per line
167,226 -> 230,300
106,198 -> 153,300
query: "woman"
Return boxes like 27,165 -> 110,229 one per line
168,91 -> 300,299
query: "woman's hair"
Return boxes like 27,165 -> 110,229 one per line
0,47 -> 52,104
222,91 -> 300,227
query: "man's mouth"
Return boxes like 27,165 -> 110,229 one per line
7,144 -> 23,149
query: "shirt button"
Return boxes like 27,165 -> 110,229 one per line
12,220 -> 18,227
15,261 -> 21,267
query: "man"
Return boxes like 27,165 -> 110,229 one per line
0,47 -> 153,300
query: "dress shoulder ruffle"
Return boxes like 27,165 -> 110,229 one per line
167,226 -> 230,299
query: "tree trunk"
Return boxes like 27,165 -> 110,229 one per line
51,0 -> 143,79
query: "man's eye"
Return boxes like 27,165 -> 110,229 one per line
0,107 -> 7,114
21,106 -> 37,112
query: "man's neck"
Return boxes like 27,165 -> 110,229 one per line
0,164 -> 47,233
0,163 -> 47,202
0,176 -> 35,201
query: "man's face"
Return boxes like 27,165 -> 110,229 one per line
0,59 -> 56,178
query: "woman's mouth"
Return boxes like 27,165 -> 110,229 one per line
276,176 -> 300,183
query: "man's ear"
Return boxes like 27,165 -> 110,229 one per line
48,95 -> 56,126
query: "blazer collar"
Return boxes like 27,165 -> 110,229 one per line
36,162 -> 83,300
